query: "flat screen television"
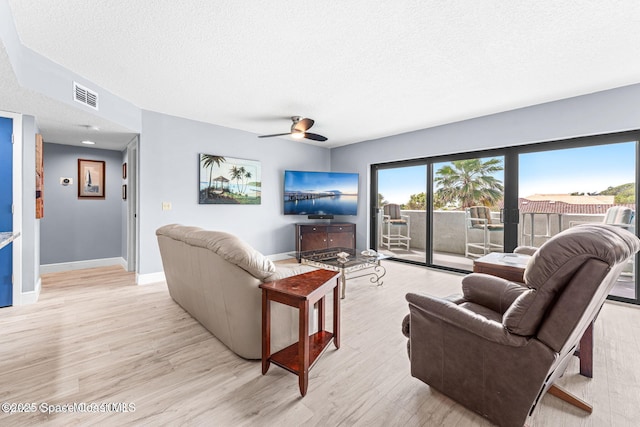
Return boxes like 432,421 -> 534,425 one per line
284,170 -> 359,218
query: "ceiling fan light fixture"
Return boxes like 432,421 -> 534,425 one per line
291,131 -> 304,139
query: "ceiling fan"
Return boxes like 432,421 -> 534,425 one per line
258,116 -> 328,142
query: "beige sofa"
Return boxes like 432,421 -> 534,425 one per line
156,224 -> 316,359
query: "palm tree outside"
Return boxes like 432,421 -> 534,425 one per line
434,158 -> 504,209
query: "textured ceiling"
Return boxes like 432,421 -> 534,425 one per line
5,0 -> 640,149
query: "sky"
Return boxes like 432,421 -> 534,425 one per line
377,141 -> 636,205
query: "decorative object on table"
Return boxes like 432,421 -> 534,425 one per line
122,184 -> 127,200
361,249 -> 377,257
35,133 -> 44,218
199,154 -> 261,205
122,162 -> 127,179
336,251 -> 350,259
77,158 -> 105,199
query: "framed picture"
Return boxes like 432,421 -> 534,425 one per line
122,184 -> 127,200
35,134 -> 44,218
198,154 -> 261,205
122,162 -> 127,179
78,159 -> 105,198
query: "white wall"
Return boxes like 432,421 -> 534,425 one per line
331,83 -> 640,248
137,110 -> 331,276
20,115 -> 39,294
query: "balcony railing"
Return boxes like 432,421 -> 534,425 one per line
380,210 -> 611,255
377,209 -> 634,299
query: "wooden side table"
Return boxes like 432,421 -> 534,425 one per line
473,253 -> 594,378
260,269 -> 341,396
472,252 -> 530,283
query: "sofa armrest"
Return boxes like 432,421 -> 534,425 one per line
264,263 -> 317,282
406,292 -> 529,347
461,273 -> 528,314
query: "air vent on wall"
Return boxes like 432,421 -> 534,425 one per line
73,82 -> 99,110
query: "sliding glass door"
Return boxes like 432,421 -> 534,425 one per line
373,164 -> 427,263
519,140 -> 637,300
371,132 -> 639,305
372,153 -> 510,271
432,155 -> 505,270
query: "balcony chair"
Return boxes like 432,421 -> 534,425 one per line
380,204 -> 411,250
402,224 -> 640,427
569,205 -> 634,229
464,206 -> 503,258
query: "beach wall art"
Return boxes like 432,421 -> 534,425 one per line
199,154 -> 261,205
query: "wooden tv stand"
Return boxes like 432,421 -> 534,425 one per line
295,223 -> 355,259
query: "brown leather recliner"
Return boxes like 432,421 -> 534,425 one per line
403,224 -> 640,427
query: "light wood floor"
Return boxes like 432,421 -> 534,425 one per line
1,263 -> 639,426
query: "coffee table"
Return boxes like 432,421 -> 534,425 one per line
294,248 -> 388,299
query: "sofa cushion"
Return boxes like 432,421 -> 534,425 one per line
502,289 -> 539,336
185,230 -> 276,280
156,224 -> 276,280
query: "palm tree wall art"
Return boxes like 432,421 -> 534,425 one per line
198,154 -> 261,205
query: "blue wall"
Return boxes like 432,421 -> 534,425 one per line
40,143 -> 124,264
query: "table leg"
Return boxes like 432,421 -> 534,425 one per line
298,299 -> 310,396
261,290 -> 270,375
340,271 -> 347,299
318,295 -> 325,333
333,278 -> 340,349
579,322 -> 594,378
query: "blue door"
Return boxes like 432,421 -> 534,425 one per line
0,117 -> 13,307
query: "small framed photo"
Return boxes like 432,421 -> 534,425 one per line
122,162 -> 127,179
122,184 -> 127,200
78,159 -> 105,199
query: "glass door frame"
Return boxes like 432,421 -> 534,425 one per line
370,130 -> 640,305
371,149 -> 519,273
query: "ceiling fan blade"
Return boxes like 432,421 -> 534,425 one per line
293,118 -> 314,133
303,132 -> 328,142
258,132 -> 291,138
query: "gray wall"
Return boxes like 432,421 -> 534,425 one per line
137,110 -> 331,275
331,83 -> 640,248
40,143 -> 124,264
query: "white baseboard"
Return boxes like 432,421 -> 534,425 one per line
267,252 -> 296,262
20,277 -> 41,305
40,257 -> 127,274
137,271 -> 166,285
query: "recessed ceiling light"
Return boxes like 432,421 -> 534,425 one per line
81,140 -> 96,145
